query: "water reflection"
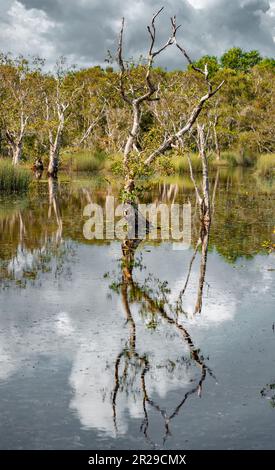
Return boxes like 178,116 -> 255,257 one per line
111,232 -> 214,446
109,144 -> 214,444
0,178 -> 72,288
0,169 -> 274,449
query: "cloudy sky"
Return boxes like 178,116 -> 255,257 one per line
0,0 -> 274,69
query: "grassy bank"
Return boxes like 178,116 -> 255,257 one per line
62,149 -> 275,178
0,160 -> 32,193
62,149 -> 107,173
255,153 -> 275,177
170,151 -> 257,173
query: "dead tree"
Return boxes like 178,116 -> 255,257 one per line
144,40 -> 224,165
117,7 -> 179,193
117,8 -> 224,184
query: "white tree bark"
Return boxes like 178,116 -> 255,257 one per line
6,112 -> 29,166
117,10 -> 178,193
12,141 -> 23,165
46,95 -> 67,177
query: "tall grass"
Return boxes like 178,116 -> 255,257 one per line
255,153 -> 275,177
171,153 -> 205,174
217,151 -> 256,167
0,160 -> 31,193
64,150 -> 107,173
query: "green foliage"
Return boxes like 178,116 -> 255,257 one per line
155,154 -> 174,175
221,47 -> 262,71
171,153 -> 203,174
256,58 -> 275,70
0,159 -> 31,193
219,151 -> 256,167
64,150 -> 107,172
0,48 -> 274,176
255,153 -> 275,177
191,55 -> 220,77
105,153 -> 123,175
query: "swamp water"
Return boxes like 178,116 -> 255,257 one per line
0,168 -> 274,450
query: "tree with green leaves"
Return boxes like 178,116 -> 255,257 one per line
41,60 -> 83,177
221,47 -> 262,72
0,54 -> 43,165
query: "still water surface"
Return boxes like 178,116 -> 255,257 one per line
0,169 -> 274,449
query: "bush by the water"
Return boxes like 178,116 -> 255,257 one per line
0,160 -> 31,193
64,150 -> 107,172
171,153 -> 203,174
255,154 -> 275,177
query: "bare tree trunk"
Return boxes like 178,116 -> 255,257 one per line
117,11 -> 178,198
45,92 -> 67,178
6,131 -> 23,165
123,103 -> 140,193
48,143 -> 60,178
213,115 -> 221,161
12,141 -> 23,166
47,118 -> 63,178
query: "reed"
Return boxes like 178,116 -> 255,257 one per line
255,153 -> 275,177
0,160 -> 32,193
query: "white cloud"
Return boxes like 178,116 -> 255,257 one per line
0,0 -> 274,69
0,0 -> 56,62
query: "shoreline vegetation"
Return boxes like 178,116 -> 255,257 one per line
0,159 -> 31,193
0,149 -> 274,193
60,149 -> 275,175
0,44 -> 274,191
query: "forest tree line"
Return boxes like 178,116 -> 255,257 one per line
0,47 -> 274,174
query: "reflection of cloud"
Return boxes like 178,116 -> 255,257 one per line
55,312 -> 75,337
69,316 -> 195,435
0,345 -> 17,381
8,245 -> 37,275
0,243 -> 274,438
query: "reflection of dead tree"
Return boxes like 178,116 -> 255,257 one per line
111,237 -> 212,446
177,124 -> 212,314
158,183 -> 179,203
110,121 -> 216,443
48,177 -> 63,245
18,211 -> 26,244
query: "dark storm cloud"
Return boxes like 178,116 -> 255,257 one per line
0,0 -> 274,68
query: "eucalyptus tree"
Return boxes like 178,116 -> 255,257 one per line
0,54 -> 43,165
70,67 -> 107,148
42,60 -> 83,177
